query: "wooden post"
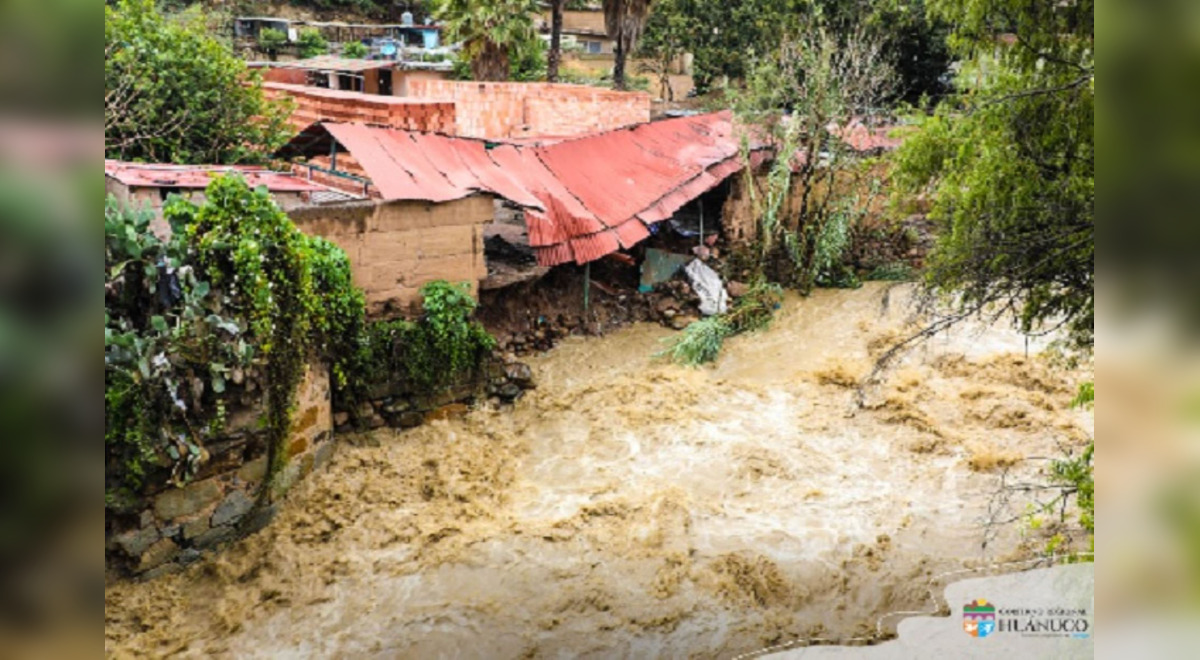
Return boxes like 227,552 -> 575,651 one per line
583,262 -> 591,315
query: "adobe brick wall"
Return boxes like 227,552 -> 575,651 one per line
406,80 -> 651,139
289,195 -> 494,317
264,82 -> 456,133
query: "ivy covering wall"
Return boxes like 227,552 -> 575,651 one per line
105,175 -> 496,514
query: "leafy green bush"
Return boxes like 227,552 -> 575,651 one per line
105,0 -> 293,165
342,41 -> 369,59
1031,382 -> 1093,561
865,262 -> 916,282
105,176 -> 364,505
448,22 -> 545,82
297,28 -> 329,59
352,281 -> 496,396
258,27 -> 288,59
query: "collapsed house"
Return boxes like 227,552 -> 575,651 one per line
277,111 -> 771,268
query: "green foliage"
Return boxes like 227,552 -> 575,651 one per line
657,281 -> 782,365
659,315 -> 730,366
105,176 -> 365,504
1072,381 -> 1095,410
1048,441 -> 1094,559
449,16 -> 546,82
435,0 -> 539,81
894,0 -> 1094,353
342,41 -> 370,59
510,33 -> 548,82
1029,381 -> 1093,561
297,28 -> 330,58
732,25 -> 891,293
104,199 -> 250,492
640,0 -> 949,102
602,0 -> 653,90
866,262 -> 917,282
258,27 -> 288,58
353,281 -> 496,395
105,0 -> 293,164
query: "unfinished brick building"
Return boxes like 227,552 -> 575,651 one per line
256,60 -> 652,140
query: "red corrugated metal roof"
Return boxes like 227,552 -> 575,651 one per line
278,112 -> 770,265
104,160 -> 327,192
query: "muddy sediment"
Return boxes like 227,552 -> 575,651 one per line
105,283 -> 1093,658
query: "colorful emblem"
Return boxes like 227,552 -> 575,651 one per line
963,599 -> 997,638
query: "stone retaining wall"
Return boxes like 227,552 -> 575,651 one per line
106,364 -> 333,578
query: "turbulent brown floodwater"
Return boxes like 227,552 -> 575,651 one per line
105,283 -> 1093,658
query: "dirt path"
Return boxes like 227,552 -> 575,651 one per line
105,283 -> 1093,658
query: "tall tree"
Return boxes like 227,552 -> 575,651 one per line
640,0 -> 949,103
547,0 -> 565,82
893,0 -> 1094,350
436,0 -> 539,81
603,0 -> 653,90
735,24 -> 894,291
105,0 -> 292,164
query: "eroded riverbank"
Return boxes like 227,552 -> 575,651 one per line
105,283 -> 1093,658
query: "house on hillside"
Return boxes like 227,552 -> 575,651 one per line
532,3 -> 694,99
276,112 -> 771,268
536,3 -> 612,55
252,56 -> 454,97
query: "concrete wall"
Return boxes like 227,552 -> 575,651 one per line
106,363 -> 334,578
289,195 -> 494,317
406,80 -> 651,139
391,68 -> 453,97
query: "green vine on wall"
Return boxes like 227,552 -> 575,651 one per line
104,175 -> 366,509
350,281 -> 496,401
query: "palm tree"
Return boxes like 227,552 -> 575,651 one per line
436,0 -> 539,81
548,0 -> 565,82
603,0 -> 653,90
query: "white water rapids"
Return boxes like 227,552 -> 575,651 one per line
106,283 -> 1093,658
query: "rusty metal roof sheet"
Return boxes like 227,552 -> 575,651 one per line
272,56 -> 395,73
277,112 -> 769,266
104,160 -> 327,192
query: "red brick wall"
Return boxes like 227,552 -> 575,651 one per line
406,80 -> 651,139
260,67 -> 308,85
264,82 -> 456,133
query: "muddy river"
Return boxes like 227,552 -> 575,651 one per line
105,283 -> 1093,658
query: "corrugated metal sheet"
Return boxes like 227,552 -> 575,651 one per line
271,56 -> 394,73
278,112 -> 770,265
104,160 -> 327,192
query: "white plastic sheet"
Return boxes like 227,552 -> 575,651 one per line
683,259 -> 729,316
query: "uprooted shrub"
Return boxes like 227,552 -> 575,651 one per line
657,280 -> 783,366
104,175 -> 365,509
